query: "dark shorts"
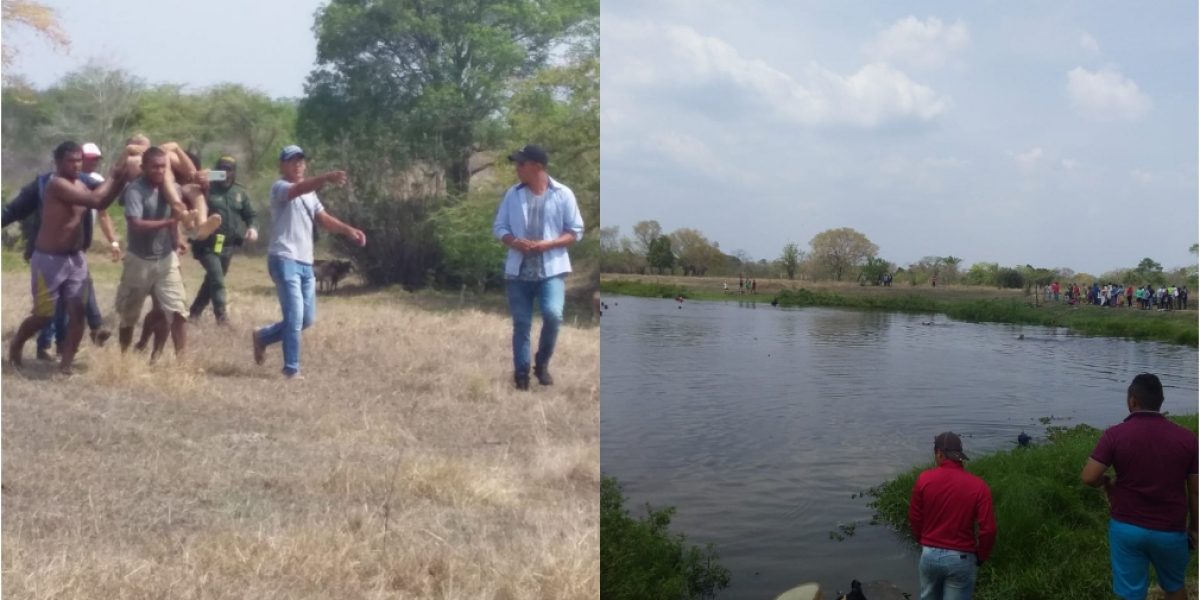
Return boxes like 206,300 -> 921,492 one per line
30,251 -> 89,318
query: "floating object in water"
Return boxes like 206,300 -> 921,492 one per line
1017,334 -> 1025,340
1018,430 -> 1031,447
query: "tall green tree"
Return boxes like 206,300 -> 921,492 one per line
299,0 -> 598,195
647,235 -> 674,274
809,228 -> 878,281
779,242 -> 801,280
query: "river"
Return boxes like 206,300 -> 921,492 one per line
600,294 -> 1199,599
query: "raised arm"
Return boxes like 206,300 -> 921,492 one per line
286,172 -> 346,201
47,175 -> 124,210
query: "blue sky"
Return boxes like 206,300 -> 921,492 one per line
5,0 -> 322,99
600,0 -> 1199,275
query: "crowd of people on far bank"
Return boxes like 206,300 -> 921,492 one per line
5,138 -> 582,387
1045,281 -> 1190,310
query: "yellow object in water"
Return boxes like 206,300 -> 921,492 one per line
213,233 -> 225,254
773,583 -> 823,600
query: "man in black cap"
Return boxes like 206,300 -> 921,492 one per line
908,431 -> 996,600
188,155 -> 258,325
492,144 -> 585,390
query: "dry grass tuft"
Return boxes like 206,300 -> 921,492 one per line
2,255 -> 599,599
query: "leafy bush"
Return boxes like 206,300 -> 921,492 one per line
995,268 -> 1025,289
601,475 -> 731,600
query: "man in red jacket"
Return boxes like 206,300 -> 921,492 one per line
909,432 -> 997,600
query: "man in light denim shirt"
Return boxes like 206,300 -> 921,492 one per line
492,145 -> 585,390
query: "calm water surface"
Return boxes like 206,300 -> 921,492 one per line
600,295 -> 1199,599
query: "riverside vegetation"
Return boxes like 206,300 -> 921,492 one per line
865,415 -> 1199,600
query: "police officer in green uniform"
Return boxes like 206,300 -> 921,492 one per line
189,155 -> 258,325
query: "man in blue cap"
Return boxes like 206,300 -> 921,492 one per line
251,145 -> 366,379
492,144 -> 585,390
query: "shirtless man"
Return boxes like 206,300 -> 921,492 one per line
7,141 -> 127,373
114,135 -> 221,240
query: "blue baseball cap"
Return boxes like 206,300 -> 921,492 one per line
280,145 -> 305,162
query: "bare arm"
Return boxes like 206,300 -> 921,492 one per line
1081,458 -> 1110,488
47,176 -> 123,210
287,173 -> 342,201
98,210 -> 117,245
314,210 -> 356,237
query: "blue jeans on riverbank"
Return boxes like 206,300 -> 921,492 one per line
37,277 -> 102,352
919,546 -> 977,600
1109,518 -> 1188,600
257,255 -> 315,376
506,275 -> 564,374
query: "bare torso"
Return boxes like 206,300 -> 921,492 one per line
36,176 -> 90,254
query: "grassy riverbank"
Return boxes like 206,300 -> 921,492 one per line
866,415 -> 1199,600
599,277 -> 1199,347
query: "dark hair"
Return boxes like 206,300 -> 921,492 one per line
143,146 -> 167,163
185,151 -> 201,170
1128,373 -> 1164,411
53,141 -> 82,161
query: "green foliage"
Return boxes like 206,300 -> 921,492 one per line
599,279 -> 690,299
965,262 -> 1000,286
779,242 -> 801,280
995,267 -> 1025,289
647,235 -> 675,274
601,475 -> 731,600
867,416 -> 1198,600
860,256 -> 890,284
299,0 -> 598,195
432,194 -> 507,292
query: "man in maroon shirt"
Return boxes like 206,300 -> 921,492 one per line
909,432 -> 996,600
1081,373 -> 1198,600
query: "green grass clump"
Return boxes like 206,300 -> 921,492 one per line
601,475 -> 731,600
866,415 -> 1199,600
599,279 -> 693,299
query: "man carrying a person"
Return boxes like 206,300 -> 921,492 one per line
251,145 -> 366,379
188,155 -> 258,325
492,144 -> 585,390
113,146 -> 192,362
1083,373 -> 1198,600
6,141 -> 128,373
909,431 -> 997,600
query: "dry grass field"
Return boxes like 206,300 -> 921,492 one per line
1,251 -> 599,599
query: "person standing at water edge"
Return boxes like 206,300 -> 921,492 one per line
1081,374 -> 1197,600
251,145 -> 366,379
909,431 -> 996,600
492,144 -> 584,390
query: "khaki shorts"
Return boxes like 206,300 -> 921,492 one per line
115,252 -> 188,328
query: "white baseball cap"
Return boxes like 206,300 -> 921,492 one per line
81,142 -> 102,158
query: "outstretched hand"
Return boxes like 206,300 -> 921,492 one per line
347,228 -> 366,247
326,171 -> 348,186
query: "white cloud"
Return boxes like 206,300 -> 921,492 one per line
1080,33 -> 1100,54
1061,159 -> 1079,169
1010,147 -> 1044,169
863,16 -> 971,69
606,19 -> 953,128
1130,169 -> 1153,183
1066,66 -> 1152,121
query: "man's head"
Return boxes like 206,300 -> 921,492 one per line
215,155 -> 237,184
1127,373 -> 1164,412
279,145 -> 306,180
53,141 -> 83,178
934,431 -> 969,463
141,146 -> 169,185
81,142 -> 103,173
507,144 -> 548,186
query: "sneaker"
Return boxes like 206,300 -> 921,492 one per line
285,372 -> 304,380
36,348 -> 54,362
514,370 -> 531,391
188,313 -> 203,325
252,330 -> 266,365
533,364 -> 554,386
215,315 -> 229,327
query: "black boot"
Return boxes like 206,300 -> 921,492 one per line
533,364 -> 554,386
514,369 -> 531,391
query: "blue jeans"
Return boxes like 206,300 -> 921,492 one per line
257,255 -> 315,376
919,546 -> 978,600
506,275 -> 565,373
1109,519 -> 1189,600
37,276 -> 102,352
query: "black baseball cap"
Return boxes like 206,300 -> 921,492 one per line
934,431 -> 969,462
508,144 -> 548,166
